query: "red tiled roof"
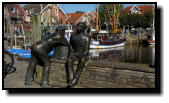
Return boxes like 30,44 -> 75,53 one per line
123,6 -> 133,14
123,5 -> 154,15
137,5 -> 154,14
66,12 -> 84,25
88,11 -> 96,17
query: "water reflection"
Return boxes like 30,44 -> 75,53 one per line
89,44 -> 155,65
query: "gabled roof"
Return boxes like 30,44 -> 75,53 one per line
137,5 -> 154,14
58,6 -> 67,18
66,12 -> 85,25
23,4 -> 47,13
123,5 -> 154,15
23,4 -> 67,18
6,4 -> 26,17
123,6 -> 133,14
87,11 -> 96,18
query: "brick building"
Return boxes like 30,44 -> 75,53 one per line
87,11 -> 96,24
23,4 -> 67,26
66,12 -> 89,28
86,11 -> 96,27
6,4 -> 26,24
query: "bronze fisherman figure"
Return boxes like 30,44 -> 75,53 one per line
65,22 -> 91,88
25,27 -> 69,88
25,22 -> 90,88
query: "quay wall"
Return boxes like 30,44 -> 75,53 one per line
126,34 -> 147,45
35,59 -> 155,88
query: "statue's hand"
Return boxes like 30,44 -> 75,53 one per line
70,46 -> 75,52
74,52 -> 80,58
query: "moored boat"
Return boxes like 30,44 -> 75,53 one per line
90,37 -> 126,49
147,30 -> 155,45
8,48 -> 54,59
90,4 -> 127,49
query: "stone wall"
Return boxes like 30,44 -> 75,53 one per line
35,59 -> 155,88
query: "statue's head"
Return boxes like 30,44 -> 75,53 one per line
76,22 -> 86,33
54,26 -> 66,38
55,26 -> 66,32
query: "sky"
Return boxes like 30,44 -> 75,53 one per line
21,4 -> 155,13
60,4 -> 155,13
59,4 -> 96,13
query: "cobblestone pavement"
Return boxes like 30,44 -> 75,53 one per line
4,56 -> 41,88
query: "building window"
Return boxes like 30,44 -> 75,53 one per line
131,7 -> 141,14
11,7 -> 15,12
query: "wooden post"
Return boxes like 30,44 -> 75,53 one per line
32,13 -> 41,44
10,24 -> 14,47
128,26 -> 132,45
139,27 -> 142,41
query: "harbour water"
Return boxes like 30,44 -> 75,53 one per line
89,43 -> 155,66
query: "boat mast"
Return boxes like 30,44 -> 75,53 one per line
152,8 -> 155,30
96,4 -> 99,33
113,4 -> 116,33
96,4 -> 99,41
116,4 -> 120,31
106,4 -> 114,33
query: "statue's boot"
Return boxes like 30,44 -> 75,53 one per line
25,81 -> 38,85
40,81 -> 52,88
25,59 -> 38,86
40,66 -> 52,88
66,78 -> 78,88
67,62 -> 85,88
25,73 -> 38,85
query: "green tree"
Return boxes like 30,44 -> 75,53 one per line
119,11 -> 153,29
98,4 -> 124,24
75,11 -> 84,13
144,11 -> 153,28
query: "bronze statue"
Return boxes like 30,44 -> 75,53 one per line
65,22 -> 91,88
25,26 -> 69,88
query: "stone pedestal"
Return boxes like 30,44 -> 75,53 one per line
35,60 -> 155,88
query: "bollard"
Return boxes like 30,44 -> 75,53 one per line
32,13 -> 41,44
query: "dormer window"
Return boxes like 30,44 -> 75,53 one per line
11,6 -> 15,12
130,6 -> 141,14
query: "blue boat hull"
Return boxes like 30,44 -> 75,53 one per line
8,48 -> 54,59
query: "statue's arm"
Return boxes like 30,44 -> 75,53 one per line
51,38 -> 69,47
84,37 -> 90,56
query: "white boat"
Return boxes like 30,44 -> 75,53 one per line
89,46 -> 124,57
65,24 -> 73,41
90,37 -> 126,49
148,30 -> 155,45
90,4 -> 127,49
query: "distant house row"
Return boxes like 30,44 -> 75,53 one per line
4,4 -> 154,34
4,4 -> 97,33
123,5 -> 154,15
5,4 -> 96,25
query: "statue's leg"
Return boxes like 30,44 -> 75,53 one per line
39,54 -> 52,88
65,52 -> 75,88
25,54 -> 38,85
31,50 -> 52,88
71,56 -> 87,87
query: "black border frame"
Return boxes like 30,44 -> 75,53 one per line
2,2 -> 160,94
